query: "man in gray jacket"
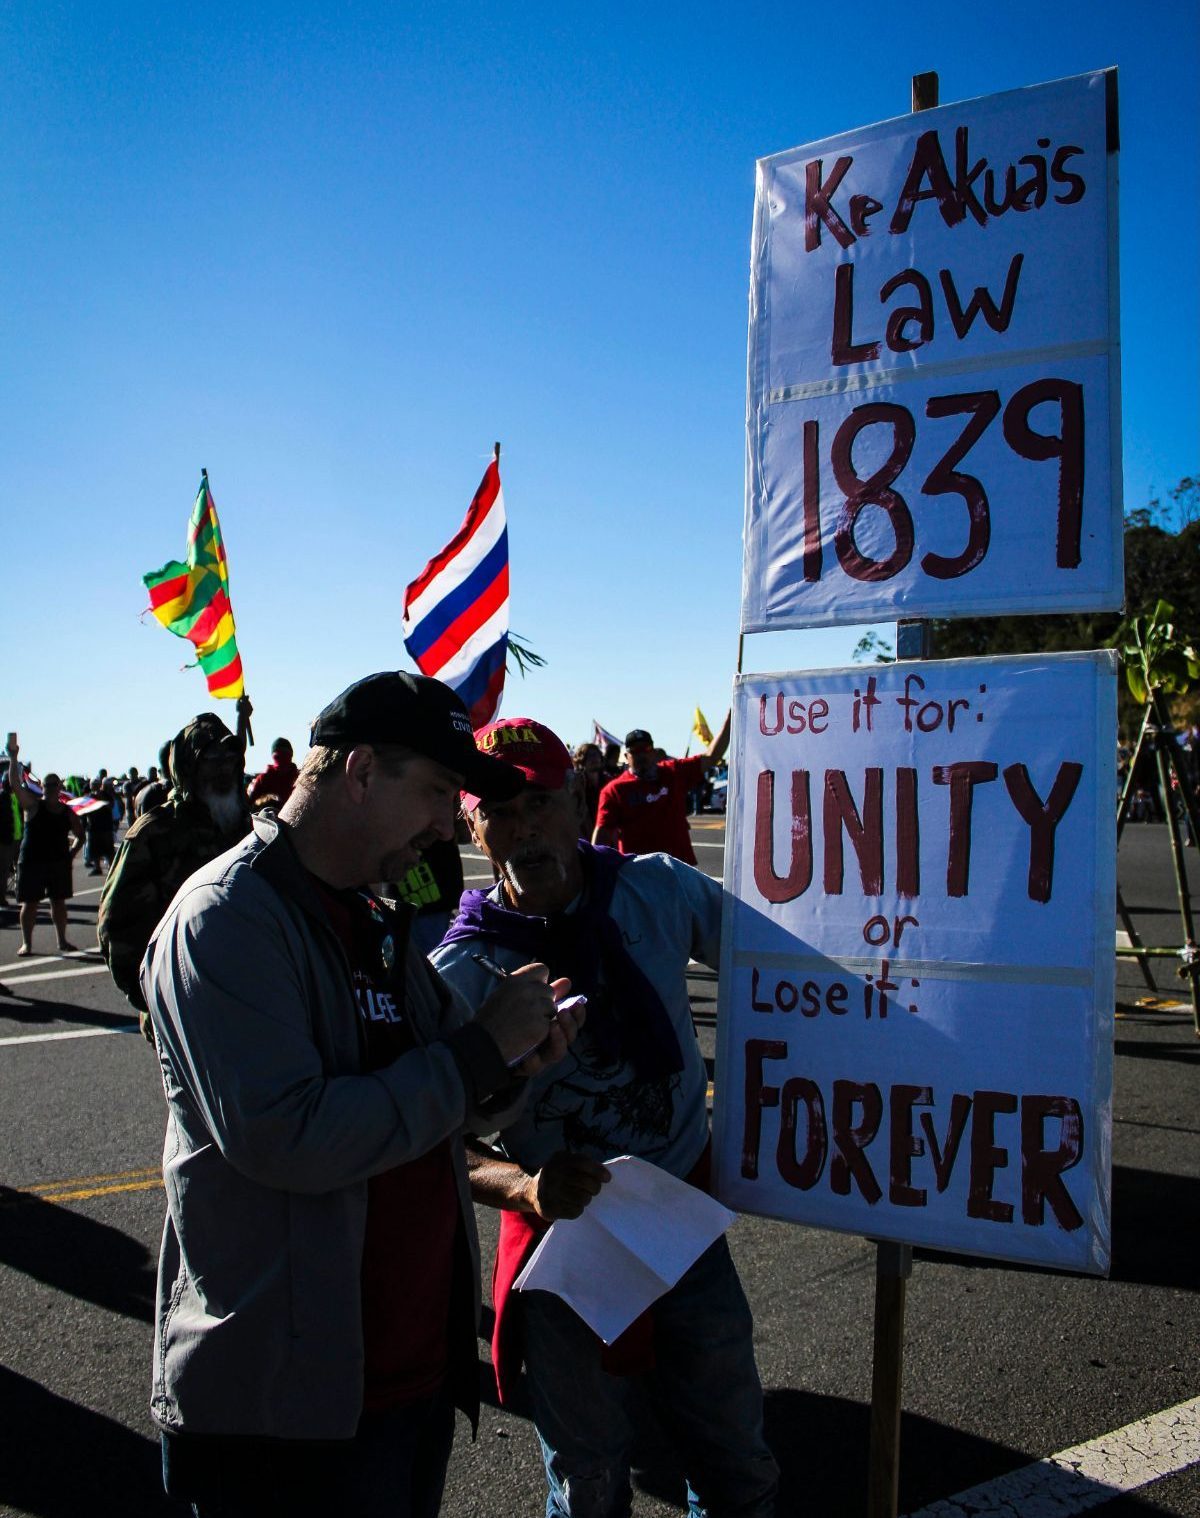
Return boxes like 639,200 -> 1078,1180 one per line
142,672 -> 582,1518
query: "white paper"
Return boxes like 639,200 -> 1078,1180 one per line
513,1155 -> 736,1344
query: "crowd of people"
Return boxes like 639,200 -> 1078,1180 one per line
8,683 -> 1198,1516
4,682 -> 764,1518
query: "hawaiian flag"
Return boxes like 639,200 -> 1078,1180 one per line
22,775 -> 106,815
65,793 -> 109,818
403,451 -> 509,730
142,472 -> 245,699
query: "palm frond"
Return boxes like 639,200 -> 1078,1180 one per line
506,631 -> 547,679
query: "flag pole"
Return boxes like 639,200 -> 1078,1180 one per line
205,465 -> 253,750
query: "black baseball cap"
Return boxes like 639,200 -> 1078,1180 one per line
624,728 -> 654,749
310,671 -> 523,802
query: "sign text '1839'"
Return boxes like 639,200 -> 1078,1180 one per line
801,377 -> 1083,584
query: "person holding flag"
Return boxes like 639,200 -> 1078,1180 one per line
6,737 -> 85,956
592,712 -> 731,865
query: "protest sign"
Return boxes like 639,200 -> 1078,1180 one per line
712,652 -> 1116,1273
742,70 -> 1121,630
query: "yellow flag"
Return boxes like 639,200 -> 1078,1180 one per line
692,706 -> 713,745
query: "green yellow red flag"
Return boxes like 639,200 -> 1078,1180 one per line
692,706 -> 713,745
143,471 -> 245,699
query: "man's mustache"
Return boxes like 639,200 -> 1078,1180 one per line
506,844 -> 557,870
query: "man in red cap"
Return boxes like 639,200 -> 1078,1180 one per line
592,716 -> 730,865
142,674 -> 586,1518
433,716 -> 778,1518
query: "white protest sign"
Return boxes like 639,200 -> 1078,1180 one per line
712,653 -> 1115,1273
742,70 -> 1121,630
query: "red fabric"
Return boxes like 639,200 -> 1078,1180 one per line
490,1141 -> 713,1405
491,1210 -> 544,1406
313,881 -> 460,1410
246,760 -> 298,808
360,1156 -> 459,1411
594,756 -> 707,864
403,457 -> 501,606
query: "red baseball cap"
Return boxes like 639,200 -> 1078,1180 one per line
461,717 -> 573,812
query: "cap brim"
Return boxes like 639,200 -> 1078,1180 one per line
460,749 -> 526,806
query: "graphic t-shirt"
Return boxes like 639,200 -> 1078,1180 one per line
594,755 -> 707,863
391,836 -> 465,917
431,852 -> 717,1181
312,880 -> 460,1410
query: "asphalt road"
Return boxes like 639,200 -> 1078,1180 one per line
0,816 -> 1196,1518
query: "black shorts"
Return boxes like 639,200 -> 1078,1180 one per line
16,858 -> 73,903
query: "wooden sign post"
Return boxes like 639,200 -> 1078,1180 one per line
721,65 -> 1122,1518
869,73 -> 937,1518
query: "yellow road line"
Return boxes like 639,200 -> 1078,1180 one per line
3,1170 -> 164,1207
25,1164 -> 161,1194
44,1177 -> 164,1203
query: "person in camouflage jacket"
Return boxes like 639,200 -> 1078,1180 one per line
98,713 -> 251,1034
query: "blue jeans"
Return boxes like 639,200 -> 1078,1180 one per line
162,1391 -> 455,1517
519,1237 -> 778,1518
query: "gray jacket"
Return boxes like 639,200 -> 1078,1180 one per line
142,813 -> 515,1440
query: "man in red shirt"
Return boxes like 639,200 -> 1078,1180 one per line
247,736 -> 300,810
592,715 -> 729,864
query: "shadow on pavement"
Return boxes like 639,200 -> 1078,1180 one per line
1110,1165 -> 1200,1291
0,990 -> 138,1032
627,1387 -> 1066,1517
915,1166 -> 1198,1293
1115,1036 -> 1200,1065
0,1186 -> 156,1321
0,1365 -> 179,1517
474,1373 -> 1114,1518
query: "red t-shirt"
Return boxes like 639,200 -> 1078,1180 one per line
594,755 -> 707,864
247,761 -> 298,809
313,881 -> 460,1411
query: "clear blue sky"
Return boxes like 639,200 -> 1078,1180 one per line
4,0 -> 1196,778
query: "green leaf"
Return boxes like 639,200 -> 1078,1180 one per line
506,631 -> 547,680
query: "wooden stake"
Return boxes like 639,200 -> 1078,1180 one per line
867,70 -> 938,1518
911,71 -> 939,111
868,1241 -> 912,1518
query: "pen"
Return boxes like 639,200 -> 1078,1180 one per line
472,952 -> 510,981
